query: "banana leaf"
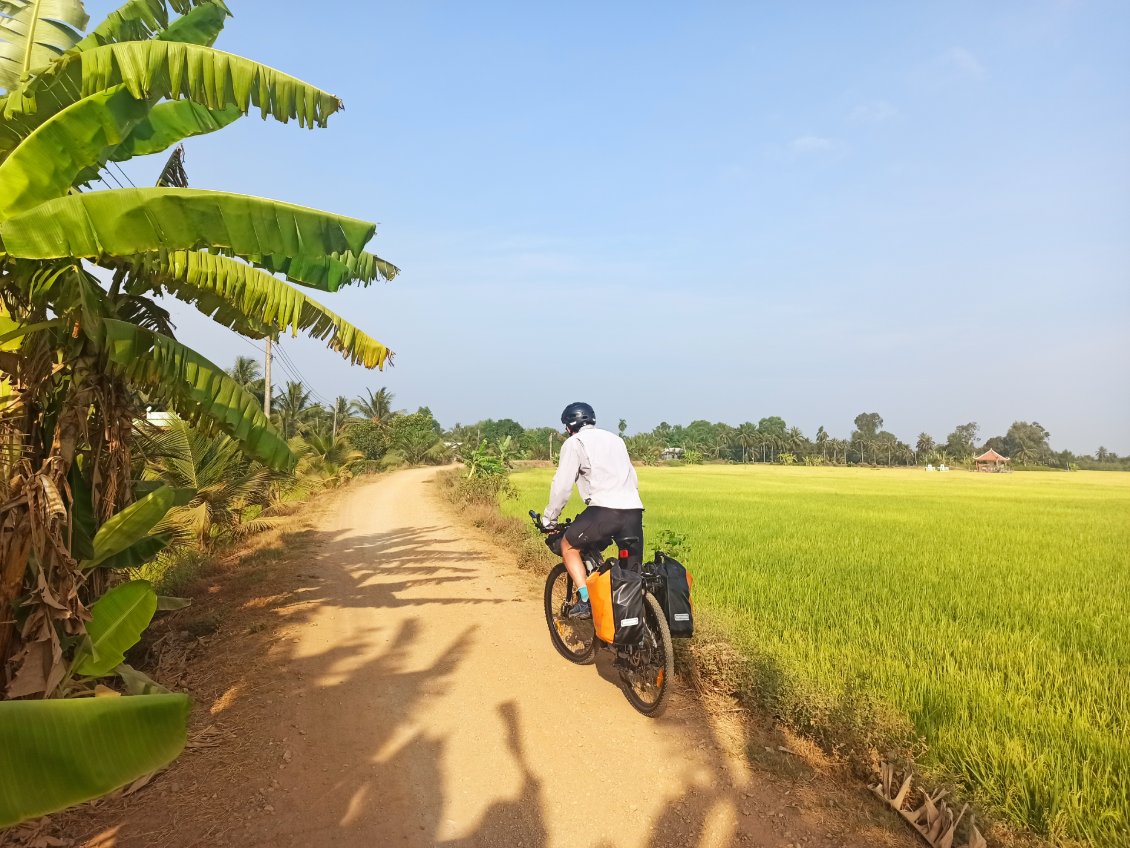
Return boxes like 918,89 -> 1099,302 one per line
73,101 -> 240,187
0,0 -> 88,91
76,479 -> 171,578
74,0 -> 227,52
97,532 -> 172,570
141,250 -> 392,369
0,187 -> 375,262
245,249 -> 400,292
0,85 -> 149,219
110,101 -> 241,160
74,579 -> 158,677
156,1 -> 229,47
102,319 -> 295,470
0,693 -> 190,827
72,0 -> 170,51
2,38 -> 342,141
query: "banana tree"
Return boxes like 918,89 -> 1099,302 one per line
0,577 -> 191,825
0,0 -> 399,696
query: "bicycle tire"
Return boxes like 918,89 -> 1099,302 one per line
543,563 -> 596,664
619,592 -> 674,716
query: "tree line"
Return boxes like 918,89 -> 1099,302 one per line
424,410 -> 1127,472
226,359 -> 451,469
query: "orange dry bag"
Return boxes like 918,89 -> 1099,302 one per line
586,563 -> 645,645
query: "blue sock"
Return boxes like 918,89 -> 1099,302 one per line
577,586 -> 589,603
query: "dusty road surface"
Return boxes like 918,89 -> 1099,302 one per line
40,467 -> 916,848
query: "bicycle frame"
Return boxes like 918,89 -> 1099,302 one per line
533,511 -> 663,656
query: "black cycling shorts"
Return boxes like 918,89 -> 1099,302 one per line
564,506 -> 644,566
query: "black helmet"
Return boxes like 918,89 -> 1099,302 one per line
560,402 -> 596,434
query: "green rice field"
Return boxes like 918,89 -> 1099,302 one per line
503,466 -> 1130,846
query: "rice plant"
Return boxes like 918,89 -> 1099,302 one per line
506,466 -> 1130,846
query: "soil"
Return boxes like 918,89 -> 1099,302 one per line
13,467 -> 922,848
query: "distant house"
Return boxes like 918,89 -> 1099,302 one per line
974,448 -> 1011,473
660,447 -> 684,461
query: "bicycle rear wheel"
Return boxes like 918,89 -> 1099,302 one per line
619,592 -> 674,716
544,563 -> 596,664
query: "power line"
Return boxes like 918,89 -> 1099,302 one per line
273,342 -> 335,405
232,335 -> 340,410
268,341 -> 337,409
100,168 -> 125,190
110,161 -> 136,189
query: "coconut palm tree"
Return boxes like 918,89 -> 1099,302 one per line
227,355 -> 264,406
351,386 -> 395,424
916,433 -> 936,460
294,429 -> 365,486
227,356 -> 260,386
331,395 -> 355,438
735,422 -> 757,463
139,417 -> 278,549
273,381 -> 314,439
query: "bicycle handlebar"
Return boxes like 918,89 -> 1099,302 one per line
529,509 -> 571,535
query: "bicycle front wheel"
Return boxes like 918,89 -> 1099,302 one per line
620,592 -> 674,716
543,563 -> 596,664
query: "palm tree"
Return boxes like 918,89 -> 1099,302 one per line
916,433 -> 936,463
227,355 -> 265,407
139,417 -> 278,550
331,395 -> 355,438
273,381 -> 314,439
294,429 -> 365,486
351,387 -> 395,424
815,426 -> 829,461
227,356 -> 261,387
714,423 -> 736,460
735,423 -> 758,463
0,0 -> 403,696
786,426 -> 807,458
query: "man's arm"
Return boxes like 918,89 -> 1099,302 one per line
544,439 -> 581,522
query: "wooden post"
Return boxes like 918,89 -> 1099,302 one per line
263,338 -> 272,417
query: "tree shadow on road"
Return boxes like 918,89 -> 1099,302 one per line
51,492 -> 915,848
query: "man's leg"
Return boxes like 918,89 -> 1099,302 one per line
561,535 -> 587,591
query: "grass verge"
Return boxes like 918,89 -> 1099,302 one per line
439,467 -> 1064,848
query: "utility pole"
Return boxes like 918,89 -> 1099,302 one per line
332,403 -> 338,441
263,338 -> 272,417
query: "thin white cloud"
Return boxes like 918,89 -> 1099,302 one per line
791,135 -> 835,153
945,47 -> 986,79
849,100 -> 897,124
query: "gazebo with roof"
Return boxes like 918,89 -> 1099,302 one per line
974,448 -> 1010,472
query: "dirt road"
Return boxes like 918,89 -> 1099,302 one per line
48,468 -> 915,848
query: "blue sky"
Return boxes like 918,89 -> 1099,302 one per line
90,1 -> 1129,453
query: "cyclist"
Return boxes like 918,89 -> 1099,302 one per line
541,402 -> 644,619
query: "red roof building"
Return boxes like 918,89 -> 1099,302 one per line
975,448 -> 1011,472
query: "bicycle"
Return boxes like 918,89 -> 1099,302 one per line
529,510 -> 674,716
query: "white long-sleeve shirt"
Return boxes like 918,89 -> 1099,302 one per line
544,425 -> 644,521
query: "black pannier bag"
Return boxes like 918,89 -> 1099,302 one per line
654,551 -> 694,638
587,563 -> 646,645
